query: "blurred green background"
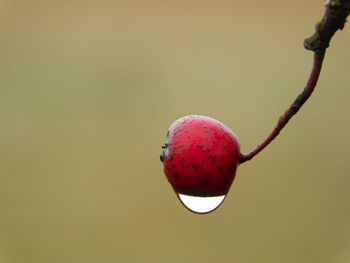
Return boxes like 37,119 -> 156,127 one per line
0,0 -> 349,262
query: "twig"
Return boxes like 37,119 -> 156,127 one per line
239,0 -> 350,164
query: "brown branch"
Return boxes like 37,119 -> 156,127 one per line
304,0 -> 350,51
239,0 -> 350,164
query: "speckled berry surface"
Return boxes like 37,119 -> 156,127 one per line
161,115 -> 240,197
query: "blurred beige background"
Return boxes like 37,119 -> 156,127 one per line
0,0 -> 349,262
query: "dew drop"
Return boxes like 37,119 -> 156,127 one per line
177,194 -> 226,214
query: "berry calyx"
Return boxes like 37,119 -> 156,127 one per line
161,115 -> 240,199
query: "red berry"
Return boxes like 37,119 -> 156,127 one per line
161,115 -> 240,200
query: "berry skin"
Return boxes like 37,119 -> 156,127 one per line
161,115 -> 240,197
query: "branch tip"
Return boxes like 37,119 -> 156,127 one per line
304,0 -> 350,51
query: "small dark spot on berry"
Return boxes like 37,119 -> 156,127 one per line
172,172 -> 180,179
198,177 -> 207,184
197,177 -> 210,185
192,164 -> 200,170
209,155 -> 216,162
160,154 -> 164,162
227,164 -> 235,169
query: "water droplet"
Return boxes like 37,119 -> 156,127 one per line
177,194 -> 226,214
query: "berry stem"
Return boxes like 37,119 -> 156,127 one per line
239,0 -> 350,164
239,50 -> 325,164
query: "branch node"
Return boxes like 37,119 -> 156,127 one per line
304,0 -> 350,52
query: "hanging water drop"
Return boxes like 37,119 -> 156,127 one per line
177,194 -> 226,214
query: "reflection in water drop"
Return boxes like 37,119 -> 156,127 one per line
177,194 -> 226,214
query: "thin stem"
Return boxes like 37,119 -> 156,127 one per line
239,50 -> 325,164
238,0 -> 350,164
